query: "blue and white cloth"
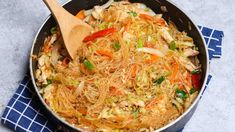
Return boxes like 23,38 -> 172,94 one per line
1,26 -> 224,132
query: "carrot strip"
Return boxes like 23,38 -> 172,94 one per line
78,107 -> 87,115
185,71 -> 192,88
43,37 -> 52,53
43,43 -> 51,53
110,86 -> 125,96
170,62 -> 179,83
95,50 -> 113,59
124,19 -> 132,31
154,18 -> 166,26
145,55 -> 159,64
145,96 -> 163,109
131,64 -> 138,78
62,57 -> 70,67
139,14 -> 154,21
76,10 -> 85,20
67,86 -> 76,90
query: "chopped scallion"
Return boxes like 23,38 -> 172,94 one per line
83,59 -> 94,70
43,79 -> 52,87
190,88 -> 196,94
137,39 -> 144,48
133,111 -> 139,119
191,70 -> 201,74
50,27 -> 57,34
169,41 -> 176,51
154,76 -> 165,85
176,89 -> 187,100
113,42 -> 121,51
127,11 -> 137,17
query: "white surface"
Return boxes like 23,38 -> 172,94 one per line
0,0 -> 234,131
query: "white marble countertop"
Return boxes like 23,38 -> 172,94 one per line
0,0 -> 235,131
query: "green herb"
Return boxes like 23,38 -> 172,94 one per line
137,39 -> 144,48
176,89 -> 187,100
133,111 -> 139,119
50,27 -> 57,34
154,76 -> 165,85
127,11 -> 137,17
43,79 -> 52,87
191,70 -> 201,74
47,79 -> 52,84
169,41 -> 176,51
113,42 -> 121,51
83,59 -> 94,70
190,88 -> 197,94
114,129 -> 119,132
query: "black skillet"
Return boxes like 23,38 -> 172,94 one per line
30,0 -> 209,131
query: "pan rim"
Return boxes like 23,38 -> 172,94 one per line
29,0 -> 209,131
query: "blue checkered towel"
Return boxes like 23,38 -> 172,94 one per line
1,26 -> 224,132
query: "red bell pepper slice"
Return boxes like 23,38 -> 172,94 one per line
83,27 -> 116,42
191,73 -> 201,89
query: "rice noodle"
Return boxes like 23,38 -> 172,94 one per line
35,1 -> 201,131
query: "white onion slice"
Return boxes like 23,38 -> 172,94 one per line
75,81 -> 85,96
137,47 -> 165,57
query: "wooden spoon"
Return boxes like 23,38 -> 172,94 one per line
43,0 -> 92,59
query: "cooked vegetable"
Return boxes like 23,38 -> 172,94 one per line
192,74 -> 201,89
145,96 -> 163,109
170,63 -> 179,83
83,27 -> 116,42
190,88 -> 196,94
137,39 -> 144,48
50,27 -> 57,34
43,79 -> 52,87
169,41 -> 176,50
36,1 -> 202,131
145,54 -> 158,63
127,11 -> 137,17
137,47 -> 164,57
154,76 -> 165,85
96,50 -> 113,59
139,13 -> 153,21
113,42 -> 121,51
176,89 -> 187,100
131,64 -> 138,78
110,86 -> 125,96
83,59 -> 94,70
154,18 -> 166,26
191,69 -> 201,74
133,110 -> 139,119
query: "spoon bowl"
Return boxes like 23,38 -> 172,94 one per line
43,0 -> 92,59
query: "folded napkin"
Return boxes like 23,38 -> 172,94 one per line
1,26 -> 224,132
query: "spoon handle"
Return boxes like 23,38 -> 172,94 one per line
43,0 -> 67,21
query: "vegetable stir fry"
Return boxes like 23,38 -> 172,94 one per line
35,1 -> 202,131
